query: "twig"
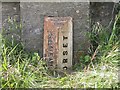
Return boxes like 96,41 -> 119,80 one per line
91,45 -> 100,61
86,45 -> 100,71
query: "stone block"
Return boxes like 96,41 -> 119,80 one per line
20,2 -> 90,59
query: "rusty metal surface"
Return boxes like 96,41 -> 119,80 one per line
43,17 -> 72,70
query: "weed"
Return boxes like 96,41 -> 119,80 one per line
1,12 -> 120,88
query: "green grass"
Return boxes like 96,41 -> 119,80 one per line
0,12 -> 120,88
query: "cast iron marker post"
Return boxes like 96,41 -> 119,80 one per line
44,17 -> 73,70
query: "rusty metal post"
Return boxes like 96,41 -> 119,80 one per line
44,17 -> 73,70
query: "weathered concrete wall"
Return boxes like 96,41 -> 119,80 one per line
1,1 -> 116,60
20,2 -> 90,57
2,2 -> 20,22
2,2 -> 20,42
0,3 -> 1,28
90,2 -> 115,29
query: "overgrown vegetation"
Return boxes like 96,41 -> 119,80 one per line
0,12 -> 120,88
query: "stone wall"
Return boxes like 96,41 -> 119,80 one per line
2,2 -> 20,42
20,2 -> 90,57
1,1 -> 116,61
90,2 -> 115,29
0,2 -> 2,32
2,2 -> 20,22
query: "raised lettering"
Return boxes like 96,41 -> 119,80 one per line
63,43 -> 68,48
49,58 -> 53,66
63,51 -> 68,55
63,36 -> 68,40
63,59 -> 68,63
63,66 -> 67,70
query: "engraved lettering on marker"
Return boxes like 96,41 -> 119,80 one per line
62,35 -> 69,69
63,59 -> 68,63
63,43 -> 68,48
49,58 -> 53,66
63,66 -> 67,70
48,31 -> 55,66
63,51 -> 68,55
63,36 -> 68,40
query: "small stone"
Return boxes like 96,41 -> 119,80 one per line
76,10 -> 80,14
13,7 -> 17,11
